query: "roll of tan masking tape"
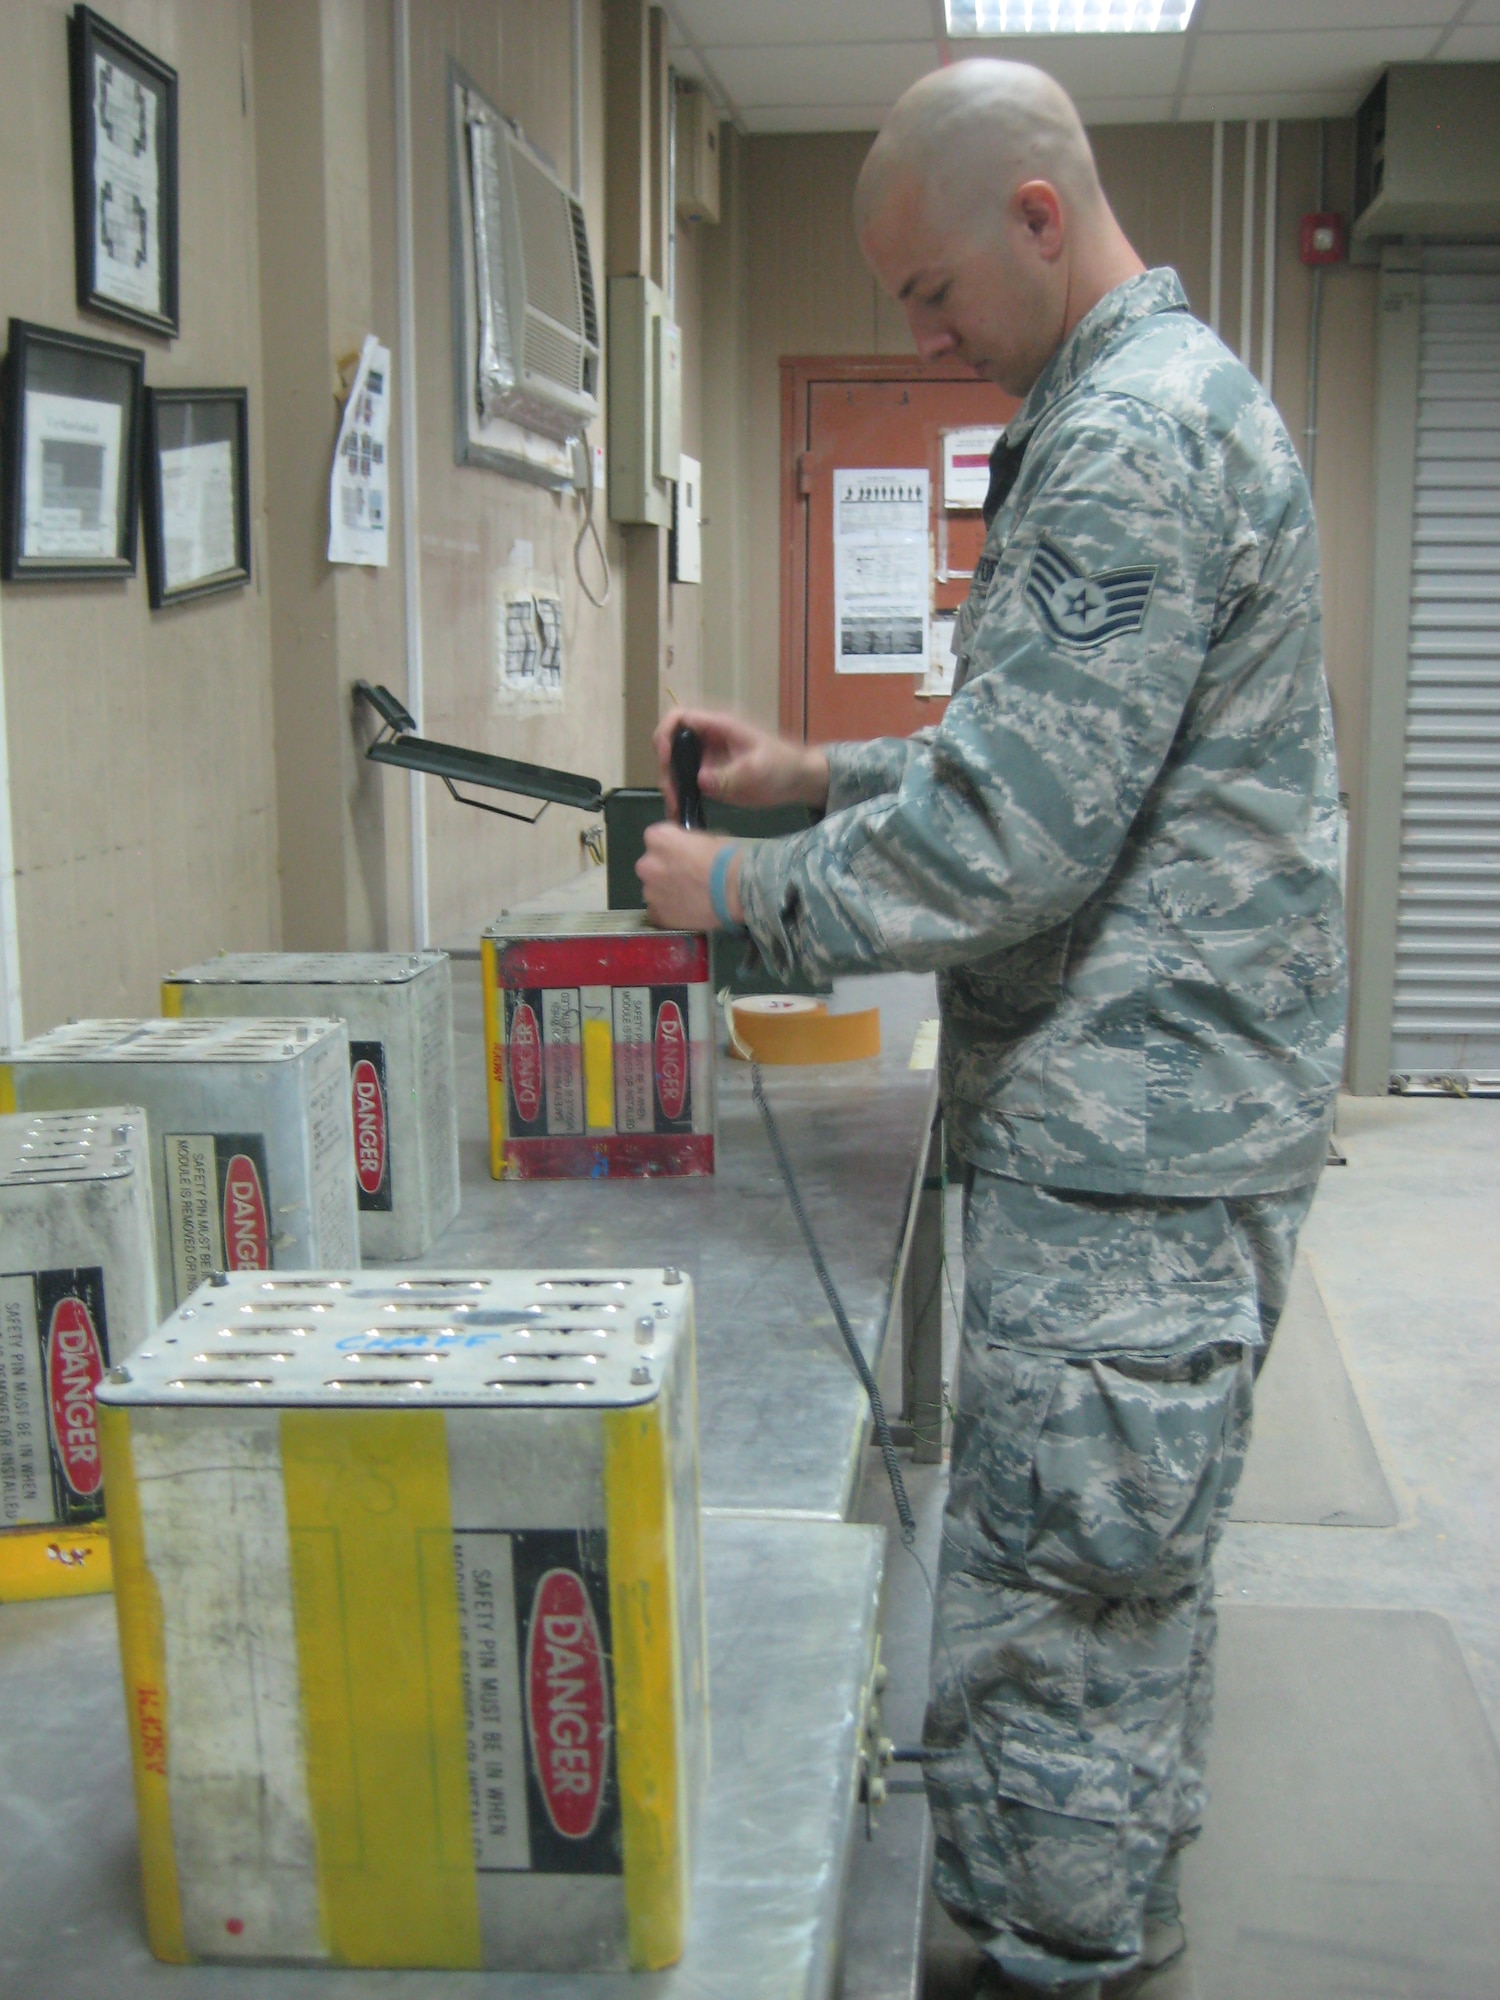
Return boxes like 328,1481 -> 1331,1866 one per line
729,994 -> 882,1065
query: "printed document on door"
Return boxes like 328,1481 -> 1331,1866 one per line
834,468 -> 929,674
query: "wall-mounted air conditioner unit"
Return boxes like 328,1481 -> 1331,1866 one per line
1354,65 -> 1500,244
447,64 -> 600,487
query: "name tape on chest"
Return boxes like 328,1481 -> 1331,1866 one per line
1025,538 -> 1158,649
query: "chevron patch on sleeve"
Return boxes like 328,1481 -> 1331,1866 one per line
1025,538 -> 1158,648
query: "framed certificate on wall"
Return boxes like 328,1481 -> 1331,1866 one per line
0,319 -> 145,583
68,5 -> 180,337
142,388 -> 251,608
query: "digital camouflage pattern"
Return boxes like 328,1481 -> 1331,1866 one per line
925,1170 -> 1315,1992
738,269 -> 1347,1197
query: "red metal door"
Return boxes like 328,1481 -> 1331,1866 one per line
781,359 -> 1017,743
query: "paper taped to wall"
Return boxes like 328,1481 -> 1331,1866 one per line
328,333 -> 390,567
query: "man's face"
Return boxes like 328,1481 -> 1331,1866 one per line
860,172 -> 1066,399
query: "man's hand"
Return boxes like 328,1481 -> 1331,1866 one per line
637,825 -> 740,932
653,707 -> 830,820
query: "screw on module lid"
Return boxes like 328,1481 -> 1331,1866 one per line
95,1268 -> 694,1410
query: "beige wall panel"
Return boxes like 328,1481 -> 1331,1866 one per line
741,133 -> 891,731
1093,123 -> 1214,317
699,120 -> 750,713
0,0 -> 276,1035
401,0 -> 627,947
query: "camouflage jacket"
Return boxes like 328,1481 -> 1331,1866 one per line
738,269 -> 1346,1196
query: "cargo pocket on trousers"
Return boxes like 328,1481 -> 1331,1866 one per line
1025,1342 -> 1255,1598
994,1714 -> 1132,1955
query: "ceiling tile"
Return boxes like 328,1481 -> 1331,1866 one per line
1177,88 -> 1368,119
956,31 -> 1187,94
671,0 -> 933,48
743,104 -> 893,132
711,40 -> 938,107
1438,24 -> 1500,55
1075,95 -> 1180,122
1460,0 -> 1500,20
1188,25 -> 1436,91
1205,0 -> 1457,26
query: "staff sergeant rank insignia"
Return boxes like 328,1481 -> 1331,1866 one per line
1026,537 -> 1157,648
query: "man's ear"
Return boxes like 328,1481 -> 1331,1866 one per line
1014,180 -> 1065,261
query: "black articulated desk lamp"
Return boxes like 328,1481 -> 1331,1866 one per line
353,681 -> 825,995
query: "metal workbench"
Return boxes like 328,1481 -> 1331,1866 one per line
0,963 -> 942,1999
437,965 -> 944,1518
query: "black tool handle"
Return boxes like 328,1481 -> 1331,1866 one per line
671,724 -> 706,831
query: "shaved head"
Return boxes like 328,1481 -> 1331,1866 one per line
853,60 -> 1142,397
855,61 -> 1104,249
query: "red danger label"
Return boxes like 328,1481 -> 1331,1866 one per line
351,1057 -> 387,1196
525,1568 -> 610,1840
46,1297 -> 103,1498
654,999 -> 689,1123
510,1002 -> 544,1126
223,1154 -> 270,1270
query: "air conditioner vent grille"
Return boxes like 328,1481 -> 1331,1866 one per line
510,142 -> 582,336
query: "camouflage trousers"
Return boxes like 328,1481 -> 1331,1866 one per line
924,1168 -> 1316,1993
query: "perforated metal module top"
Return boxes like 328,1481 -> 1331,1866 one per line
97,1268 -> 692,1409
167,951 -> 447,987
14,1017 -> 346,1063
0,1108 -> 145,1185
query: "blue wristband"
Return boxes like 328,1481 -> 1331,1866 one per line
709,843 -> 747,935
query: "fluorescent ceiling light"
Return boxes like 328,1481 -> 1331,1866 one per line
946,0 -> 1196,32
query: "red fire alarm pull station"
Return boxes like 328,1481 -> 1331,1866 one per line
1299,213 -> 1346,266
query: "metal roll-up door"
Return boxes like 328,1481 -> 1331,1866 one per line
1391,251 -> 1500,1083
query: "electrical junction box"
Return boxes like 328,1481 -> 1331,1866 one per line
1354,65 -> 1500,242
0,1107 -> 158,1602
481,912 -> 715,1179
0,1018 -> 361,1308
161,952 -> 459,1262
675,85 -> 720,226
607,274 -> 680,527
97,1265 -> 707,1973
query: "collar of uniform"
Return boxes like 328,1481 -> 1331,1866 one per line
1005,266 -> 1189,448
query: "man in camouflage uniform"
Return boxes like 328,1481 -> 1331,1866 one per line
639,59 -> 1344,2000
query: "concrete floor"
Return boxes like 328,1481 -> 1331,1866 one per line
839,1091 -> 1500,1999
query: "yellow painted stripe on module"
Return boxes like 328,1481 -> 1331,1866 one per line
603,1402 -> 686,1971
159,983 -> 183,1017
97,1407 -> 189,1964
0,1522 -> 112,1602
282,1410 -> 481,1969
583,1014 -> 615,1131
480,936 -> 506,1182
0,1064 -> 14,1115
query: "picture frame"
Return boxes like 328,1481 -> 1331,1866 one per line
1,318 -> 144,583
68,5 -> 180,338
142,388 -> 251,609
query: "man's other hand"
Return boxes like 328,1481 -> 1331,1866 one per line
637,825 -> 739,932
652,707 -> 830,819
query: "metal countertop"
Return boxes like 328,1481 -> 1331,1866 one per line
0,1514 -> 884,2000
436,962 -> 941,1522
